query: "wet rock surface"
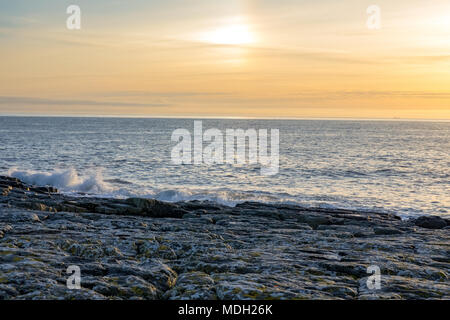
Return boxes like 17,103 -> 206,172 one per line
0,176 -> 448,300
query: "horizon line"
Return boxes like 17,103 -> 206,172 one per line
0,113 -> 449,122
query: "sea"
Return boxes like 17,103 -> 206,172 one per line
1,116 -> 448,218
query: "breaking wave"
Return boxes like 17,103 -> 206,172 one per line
4,167 -> 295,207
3,167 -> 443,218
6,168 -> 114,194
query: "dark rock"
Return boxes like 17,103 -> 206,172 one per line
30,186 -> 58,194
414,216 -> 448,229
125,198 -> 187,218
374,227 -> 404,235
0,175 -> 449,300
302,215 -> 333,228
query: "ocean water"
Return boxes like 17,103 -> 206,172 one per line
0,116 -> 449,218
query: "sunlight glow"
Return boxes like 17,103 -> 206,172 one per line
201,24 -> 255,45
430,13 -> 450,28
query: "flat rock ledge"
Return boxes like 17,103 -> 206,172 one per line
0,175 -> 449,300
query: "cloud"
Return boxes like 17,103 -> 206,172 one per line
0,16 -> 39,29
0,96 -> 170,108
401,55 -> 450,63
96,91 -> 234,98
290,90 -> 450,100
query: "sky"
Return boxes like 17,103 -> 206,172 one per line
0,0 -> 449,119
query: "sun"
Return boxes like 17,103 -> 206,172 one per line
201,24 -> 255,45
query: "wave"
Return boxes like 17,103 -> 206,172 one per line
3,167 -> 287,207
3,167 -> 438,219
153,189 -> 284,207
6,167 -> 114,194
104,178 -> 133,185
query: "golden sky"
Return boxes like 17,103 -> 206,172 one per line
0,0 -> 449,119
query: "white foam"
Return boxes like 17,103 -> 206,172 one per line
4,167 -> 417,218
154,189 -> 241,206
7,167 -> 114,194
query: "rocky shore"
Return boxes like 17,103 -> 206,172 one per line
0,175 -> 449,300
